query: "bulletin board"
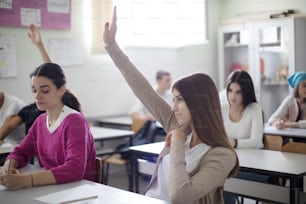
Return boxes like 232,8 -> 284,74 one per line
0,0 -> 71,30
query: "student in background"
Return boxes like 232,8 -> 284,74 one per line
268,71 -> 306,129
103,7 -> 239,203
0,92 -> 25,165
0,93 -> 25,145
0,24 -> 49,146
130,70 -> 172,132
221,70 -> 264,149
221,70 -> 266,204
0,63 -> 96,190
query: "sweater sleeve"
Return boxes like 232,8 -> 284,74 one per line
268,95 -> 293,125
168,141 -> 236,203
105,42 -> 179,133
237,103 -> 264,149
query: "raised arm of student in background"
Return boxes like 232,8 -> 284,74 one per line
28,24 -> 51,63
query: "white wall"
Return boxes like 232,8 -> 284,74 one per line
1,0 -> 305,117
0,0 -> 221,117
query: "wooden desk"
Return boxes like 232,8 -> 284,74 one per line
0,166 -> 168,204
264,124 -> 306,140
0,141 -> 16,154
129,142 -> 306,204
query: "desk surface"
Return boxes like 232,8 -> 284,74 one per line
94,115 -> 163,128
129,142 -> 306,176
90,126 -> 134,141
0,166 -> 168,204
264,124 -> 306,139
0,141 -> 16,154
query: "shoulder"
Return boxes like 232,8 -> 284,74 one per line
4,94 -> 24,105
247,103 -> 262,111
220,102 -> 229,111
20,103 -> 36,111
206,147 -> 236,162
282,95 -> 295,103
64,111 -> 86,125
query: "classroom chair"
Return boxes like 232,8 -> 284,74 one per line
281,141 -> 306,154
280,142 -> 306,187
263,135 -> 283,151
96,157 -> 103,184
101,121 -> 159,191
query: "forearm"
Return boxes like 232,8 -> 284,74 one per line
105,42 -> 177,132
0,118 -> 19,141
36,42 -> 51,63
285,122 -> 305,128
31,170 -> 56,186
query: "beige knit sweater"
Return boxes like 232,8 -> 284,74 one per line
105,42 -> 237,204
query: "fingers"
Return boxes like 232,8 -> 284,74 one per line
110,6 -> 117,31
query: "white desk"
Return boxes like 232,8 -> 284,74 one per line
264,124 -> 306,140
0,166 -> 168,204
92,115 -> 164,130
0,141 -> 16,154
129,142 -> 306,204
90,126 -> 134,156
90,126 -> 134,142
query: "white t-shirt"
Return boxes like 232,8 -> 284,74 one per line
130,88 -> 172,116
0,93 -> 25,144
221,102 -> 264,148
145,134 -> 210,201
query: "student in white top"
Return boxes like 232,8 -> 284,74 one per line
268,71 -> 306,129
221,70 -> 264,149
130,70 -> 172,121
130,70 -> 172,132
0,92 -> 25,145
221,70 -> 266,204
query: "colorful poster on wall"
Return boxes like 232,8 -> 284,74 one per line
0,34 -> 17,77
0,0 -> 71,30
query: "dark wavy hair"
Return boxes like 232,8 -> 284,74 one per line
172,73 -> 239,177
30,63 -> 82,112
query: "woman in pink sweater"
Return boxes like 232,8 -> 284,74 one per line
0,63 -> 96,190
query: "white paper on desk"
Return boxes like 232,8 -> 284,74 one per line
34,184 -> 99,204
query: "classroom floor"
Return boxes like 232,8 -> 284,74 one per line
106,164 -> 260,204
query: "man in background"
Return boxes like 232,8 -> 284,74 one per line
130,70 -> 172,132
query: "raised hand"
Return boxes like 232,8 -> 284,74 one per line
103,6 -> 117,46
28,24 -> 43,46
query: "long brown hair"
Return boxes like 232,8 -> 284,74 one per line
172,73 -> 239,177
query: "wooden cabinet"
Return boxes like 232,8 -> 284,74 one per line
218,16 -> 306,121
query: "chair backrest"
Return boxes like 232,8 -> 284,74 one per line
96,157 -> 103,183
281,142 -> 306,154
263,135 -> 283,151
131,118 -> 146,132
132,121 -> 158,145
